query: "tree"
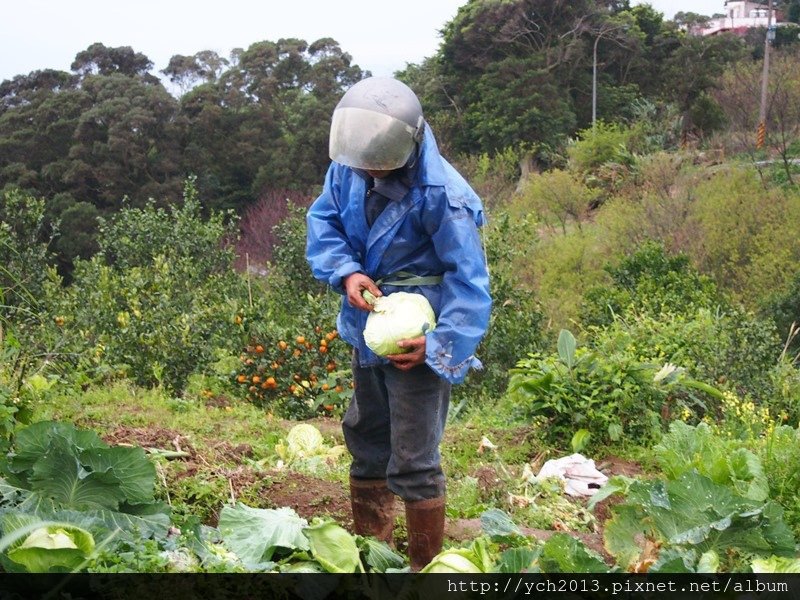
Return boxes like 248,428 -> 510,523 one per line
53,201 -> 101,273
180,37 -> 363,207
162,51 -> 229,95
0,69 -> 75,112
67,73 -> 183,209
767,50 -> 800,183
790,0 -> 800,23
411,0 -> 611,154
673,11 -> 711,29
71,43 -> 155,80
716,48 -> 800,180
0,72 -> 89,197
401,0 -> 674,157
660,33 -> 746,138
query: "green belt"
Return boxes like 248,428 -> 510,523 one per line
375,270 -> 443,287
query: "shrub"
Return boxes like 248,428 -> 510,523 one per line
504,330 -> 691,450
0,188 -> 54,317
97,177 -> 236,274
530,228 -> 610,331
762,269 -> 800,356
581,241 -> 720,328
231,306 -> 352,420
269,202 -> 326,298
686,166 -> 800,306
760,425 -> 800,536
454,146 -> 524,207
587,307 -> 782,411
50,178 -> 255,391
579,243 -> 782,403
590,152 -> 705,260
0,190 -> 62,444
767,359 -> 800,426
226,197 -> 352,418
567,121 -> 637,174
454,212 -> 544,408
515,170 -> 600,235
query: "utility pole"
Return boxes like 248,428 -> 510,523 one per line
757,0 -> 774,149
592,34 -> 601,131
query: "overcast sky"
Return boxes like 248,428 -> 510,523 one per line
1,0 -> 728,83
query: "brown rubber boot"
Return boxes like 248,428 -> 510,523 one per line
349,477 -> 396,544
404,496 -> 446,572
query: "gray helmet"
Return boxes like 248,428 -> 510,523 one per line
329,77 -> 425,171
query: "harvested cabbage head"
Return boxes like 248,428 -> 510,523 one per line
363,291 -> 436,356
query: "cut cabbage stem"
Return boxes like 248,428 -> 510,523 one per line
362,290 -> 377,306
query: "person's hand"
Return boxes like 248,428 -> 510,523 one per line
386,336 -> 426,370
343,272 -> 382,311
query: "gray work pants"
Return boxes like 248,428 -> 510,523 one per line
342,351 -> 450,501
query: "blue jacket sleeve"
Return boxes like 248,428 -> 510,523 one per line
423,189 -> 492,384
306,164 -> 363,292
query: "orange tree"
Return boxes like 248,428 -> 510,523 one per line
227,198 -> 356,419
232,323 -> 353,419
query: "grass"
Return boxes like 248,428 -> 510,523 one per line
26,379 -> 602,535
17,374 -> 800,571
33,380 -> 289,456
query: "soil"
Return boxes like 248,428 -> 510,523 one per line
473,465 -> 502,497
103,422 -> 639,564
592,456 -> 643,524
257,471 -> 353,527
204,395 -> 233,409
103,425 -> 196,456
596,456 -> 643,478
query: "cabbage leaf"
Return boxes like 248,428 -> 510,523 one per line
603,471 -> 795,571
305,520 -> 363,573
218,504 -> 309,567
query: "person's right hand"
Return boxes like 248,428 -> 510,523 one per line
343,272 -> 382,311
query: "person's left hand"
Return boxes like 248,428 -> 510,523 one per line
386,336 -> 426,371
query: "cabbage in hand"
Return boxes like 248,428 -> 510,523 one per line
362,291 -> 436,356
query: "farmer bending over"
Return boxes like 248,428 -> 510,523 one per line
305,77 -> 491,571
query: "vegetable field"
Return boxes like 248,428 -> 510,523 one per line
2,133 -> 800,575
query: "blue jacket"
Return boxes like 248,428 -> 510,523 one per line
305,127 -> 491,384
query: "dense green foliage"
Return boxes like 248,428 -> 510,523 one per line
0,40 -> 362,272
3,2 -> 799,274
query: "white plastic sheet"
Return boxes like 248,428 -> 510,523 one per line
536,453 -> 608,497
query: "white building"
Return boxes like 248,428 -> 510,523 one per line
696,1 -> 785,35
